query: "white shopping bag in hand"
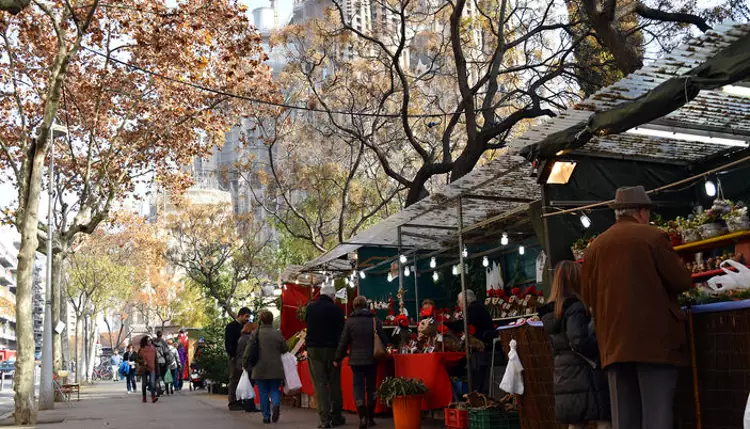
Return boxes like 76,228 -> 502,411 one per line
744,393 -> 750,429
281,352 -> 302,395
499,339 -> 524,395
236,369 -> 255,400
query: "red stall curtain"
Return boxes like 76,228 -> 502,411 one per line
280,283 -> 357,340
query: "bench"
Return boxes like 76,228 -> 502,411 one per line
60,383 -> 80,401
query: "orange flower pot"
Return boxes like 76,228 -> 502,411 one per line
391,395 -> 423,429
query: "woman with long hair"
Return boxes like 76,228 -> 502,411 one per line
238,320 -> 260,413
335,295 -> 388,429
539,261 -> 610,429
138,335 -> 158,403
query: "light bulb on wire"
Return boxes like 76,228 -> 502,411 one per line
462,247 -> 468,258
399,254 -> 407,264
501,233 -> 509,246
359,271 -> 366,279
452,265 -> 459,276
404,266 -> 411,277
519,245 -> 525,255
705,180 -> 717,197
432,271 -> 439,282
387,273 -> 394,282
580,213 -> 592,229
429,257 -> 436,268
482,256 -> 489,267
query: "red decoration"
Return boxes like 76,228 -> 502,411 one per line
468,324 -> 477,336
511,288 -> 521,296
395,314 -> 409,327
487,289 -> 495,298
497,290 -> 507,298
437,324 -> 449,334
420,305 -> 434,318
536,290 -> 544,297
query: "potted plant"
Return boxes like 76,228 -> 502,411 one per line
570,235 -> 596,260
723,203 -> 749,232
655,217 -> 683,247
676,216 -> 701,243
376,377 -> 428,429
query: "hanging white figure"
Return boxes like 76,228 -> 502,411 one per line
499,339 -> 524,395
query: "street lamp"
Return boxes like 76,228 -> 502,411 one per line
39,122 -> 68,410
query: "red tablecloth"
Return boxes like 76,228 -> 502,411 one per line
393,352 -> 466,410
297,357 -> 393,414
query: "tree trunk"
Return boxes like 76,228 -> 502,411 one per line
60,287 -> 70,372
13,146 -> 48,425
74,316 -> 81,383
86,317 -> 97,381
51,252 -> 64,374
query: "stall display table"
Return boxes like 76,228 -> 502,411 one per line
393,352 -> 466,410
297,357 -> 393,414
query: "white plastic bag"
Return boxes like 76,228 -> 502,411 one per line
281,352 -> 302,395
499,339 -> 524,395
707,259 -> 750,293
236,369 -> 255,400
744,393 -> 750,429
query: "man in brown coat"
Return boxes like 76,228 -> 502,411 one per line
581,186 -> 692,429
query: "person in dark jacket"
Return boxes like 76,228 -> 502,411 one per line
335,296 -> 388,429
541,261 -> 611,429
123,344 -> 138,394
225,307 -> 252,410
237,321 -> 260,413
453,289 -> 495,394
306,284 -> 346,428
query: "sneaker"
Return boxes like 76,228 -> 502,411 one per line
272,405 -> 280,423
152,395 -> 159,403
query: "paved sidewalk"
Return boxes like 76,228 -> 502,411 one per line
0,381 -> 445,428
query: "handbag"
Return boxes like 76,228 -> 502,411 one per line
372,318 -> 387,360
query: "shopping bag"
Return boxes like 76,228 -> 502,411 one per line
236,369 -> 255,401
707,259 -> 750,293
281,352 -> 302,395
164,368 -> 173,384
499,339 -> 524,395
744,393 -> 750,429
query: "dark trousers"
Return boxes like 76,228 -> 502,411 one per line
352,365 -> 377,406
157,363 -> 167,394
470,351 -> 490,395
228,357 -> 241,404
142,371 -> 156,398
126,370 -> 137,392
607,363 -> 678,429
308,347 -> 343,423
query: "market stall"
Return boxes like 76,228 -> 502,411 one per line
510,22 -> 750,429
393,351 -> 465,410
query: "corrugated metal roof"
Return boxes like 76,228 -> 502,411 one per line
509,22 -> 750,161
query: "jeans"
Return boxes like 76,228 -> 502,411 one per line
308,347 -> 343,423
256,379 -> 282,420
168,368 -> 178,393
142,371 -> 156,398
351,365 -> 376,406
126,370 -> 137,392
607,363 -> 678,429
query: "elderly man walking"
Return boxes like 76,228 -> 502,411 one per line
306,284 -> 346,428
581,186 -> 692,429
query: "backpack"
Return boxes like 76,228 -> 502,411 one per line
156,341 -> 167,365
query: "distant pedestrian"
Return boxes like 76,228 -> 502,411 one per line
177,343 -> 187,391
123,345 -> 138,393
153,331 -> 171,395
581,186 -> 692,429
541,261 -> 611,429
166,339 -> 180,395
250,310 -> 288,424
225,307 -> 252,411
335,296 -> 388,429
137,336 -> 158,403
110,350 -> 123,382
179,329 -> 190,382
306,284 -> 346,428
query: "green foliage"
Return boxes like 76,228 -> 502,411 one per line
376,377 -> 428,407
193,317 -> 231,384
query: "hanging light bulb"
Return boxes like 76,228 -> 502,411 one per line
462,247 -> 468,258
482,256 -> 489,267
359,270 -> 366,279
452,265 -> 459,276
399,254 -> 407,264
432,271 -> 439,282
580,213 -> 592,229
501,232 -> 509,246
705,180 -> 717,197
349,280 -> 356,289
404,266 -> 411,277
387,273 -> 394,282
519,245 -> 525,255
430,257 -> 436,269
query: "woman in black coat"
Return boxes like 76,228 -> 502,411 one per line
335,295 -> 388,429
540,261 -> 611,429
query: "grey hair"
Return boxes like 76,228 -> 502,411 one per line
614,208 -> 641,220
458,289 -> 477,304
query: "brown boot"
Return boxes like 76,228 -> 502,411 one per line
355,401 -> 367,429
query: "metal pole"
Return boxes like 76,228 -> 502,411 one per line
413,253 -> 419,321
397,226 -> 403,316
457,198 -> 472,392
39,124 -> 55,410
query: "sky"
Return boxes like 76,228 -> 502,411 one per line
244,0 -> 294,24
